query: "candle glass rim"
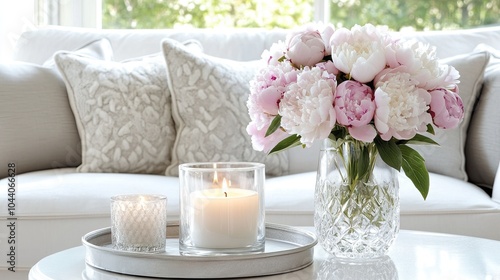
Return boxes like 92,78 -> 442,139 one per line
179,162 -> 265,172
111,194 -> 168,203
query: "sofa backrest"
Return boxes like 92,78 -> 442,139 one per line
13,26 -> 289,64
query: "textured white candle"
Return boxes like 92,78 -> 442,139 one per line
111,194 -> 167,252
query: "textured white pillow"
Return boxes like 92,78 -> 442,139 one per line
55,53 -> 176,174
413,51 -> 490,181
162,38 -> 289,176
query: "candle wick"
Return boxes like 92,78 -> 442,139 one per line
224,191 -> 227,198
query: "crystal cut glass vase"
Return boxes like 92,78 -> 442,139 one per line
314,139 -> 400,259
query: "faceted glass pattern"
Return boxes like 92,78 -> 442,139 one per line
111,194 -> 167,253
314,145 -> 400,259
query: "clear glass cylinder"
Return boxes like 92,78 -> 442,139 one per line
179,162 -> 265,255
110,194 -> 167,253
314,140 -> 400,259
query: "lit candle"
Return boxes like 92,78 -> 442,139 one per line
110,194 -> 167,252
190,177 -> 259,248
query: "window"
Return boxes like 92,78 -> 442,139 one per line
326,0 -> 500,31
102,0 -> 314,29
100,0 -> 500,31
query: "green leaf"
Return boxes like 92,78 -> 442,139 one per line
404,134 -> 439,146
374,136 -> 402,171
427,124 -> 435,135
399,145 -> 429,200
268,134 -> 301,155
265,115 -> 282,137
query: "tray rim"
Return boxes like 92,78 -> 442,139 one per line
82,222 -> 318,278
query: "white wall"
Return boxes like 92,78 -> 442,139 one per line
0,0 -> 36,61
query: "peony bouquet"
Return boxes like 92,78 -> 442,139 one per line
246,23 -> 464,199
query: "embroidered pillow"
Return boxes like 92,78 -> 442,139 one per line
55,53 -> 176,174
161,38 -> 289,176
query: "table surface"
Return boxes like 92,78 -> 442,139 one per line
29,228 -> 500,280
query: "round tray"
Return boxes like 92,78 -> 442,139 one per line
82,222 -> 317,279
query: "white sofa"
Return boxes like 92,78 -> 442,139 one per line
1,25 -> 500,279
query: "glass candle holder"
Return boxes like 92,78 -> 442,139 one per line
179,162 -> 265,255
110,194 -> 167,253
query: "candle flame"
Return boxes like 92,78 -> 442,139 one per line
222,178 -> 228,191
222,178 -> 229,197
213,164 -> 218,185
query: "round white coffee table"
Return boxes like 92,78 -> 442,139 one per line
29,229 -> 500,280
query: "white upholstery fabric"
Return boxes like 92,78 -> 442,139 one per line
14,26 -> 289,64
0,62 -> 80,178
0,39 -> 115,178
0,168 -> 179,273
43,38 -> 114,69
467,44 -> 500,188
493,163 -> 500,204
265,172 -> 500,240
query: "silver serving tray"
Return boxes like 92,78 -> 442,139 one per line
82,222 -> 317,279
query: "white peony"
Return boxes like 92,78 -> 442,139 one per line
385,39 -> 458,90
374,69 -> 432,141
279,67 -> 337,146
330,24 -> 388,83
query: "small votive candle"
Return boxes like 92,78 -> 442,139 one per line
110,194 -> 167,253
179,162 -> 265,255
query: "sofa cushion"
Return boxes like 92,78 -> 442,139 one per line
412,51 -> 489,181
466,44 -> 500,188
55,52 -> 176,174
0,63 -> 81,178
264,171 -> 500,240
161,38 -> 288,176
0,39 -> 115,179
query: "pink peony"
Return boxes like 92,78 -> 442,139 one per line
334,81 -> 377,142
246,118 -> 289,153
319,23 -> 335,56
429,87 -> 464,129
286,29 -> 326,67
249,61 -> 298,116
262,41 -> 287,66
316,60 -> 339,75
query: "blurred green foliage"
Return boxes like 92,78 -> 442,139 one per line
102,0 -> 500,31
102,0 -> 312,29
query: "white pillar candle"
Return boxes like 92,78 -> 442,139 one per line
110,194 -> 167,252
179,162 -> 265,255
191,179 -> 259,248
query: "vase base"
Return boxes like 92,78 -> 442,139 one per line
327,253 -> 390,263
